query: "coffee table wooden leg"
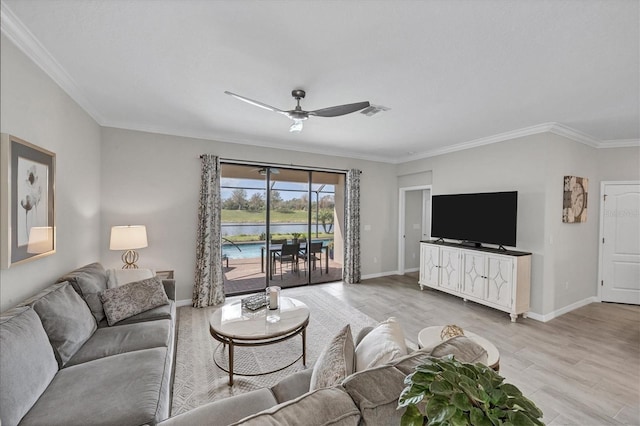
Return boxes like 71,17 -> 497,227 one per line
228,341 -> 234,386
302,327 -> 307,366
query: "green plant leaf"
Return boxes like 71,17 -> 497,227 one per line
459,381 -> 482,402
470,407 -> 494,426
452,392 -> 473,411
430,379 -> 454,395
399,386 -> 426,407
450,411 -> 472,426
401,404 -> 425,426
425,396 -> 449,419
507,411 -> 537,426
501,383 -> 523,397
412,371 -> 437,386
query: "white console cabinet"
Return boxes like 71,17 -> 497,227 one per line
419,241 -> 531,322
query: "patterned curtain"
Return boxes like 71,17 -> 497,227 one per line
344,169 -> 361,284
193,154 -> 225,307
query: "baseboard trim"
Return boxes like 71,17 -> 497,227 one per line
526,296 -> 598,322
361,271 -> 400,280
176,299 -> 192,307
403,267 -> 420,273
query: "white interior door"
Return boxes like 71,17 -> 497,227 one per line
600,182 -> 640,304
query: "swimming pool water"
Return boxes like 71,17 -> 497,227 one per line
222,241 -> 330,259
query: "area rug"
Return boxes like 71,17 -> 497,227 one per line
171,286 -> 377,415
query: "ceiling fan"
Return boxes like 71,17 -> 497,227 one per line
224,89 -> 370,133
253,167 -> 279,176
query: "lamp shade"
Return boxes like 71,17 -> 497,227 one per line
27,226 -> 55,254
109,225 -> 148,250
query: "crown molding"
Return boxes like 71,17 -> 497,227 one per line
393,122 -> 639,163
2,1 -> 635,164
599,139 -> 640,148
101,120 -> 394,164
546,122 -> 601,147
393,123 -> 558,163
1,2 -> 104,124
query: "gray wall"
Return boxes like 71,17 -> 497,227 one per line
0,35 -> 102,311
100,127 -> 398,301
397,133 -> 640,316
2,31 -> 638,317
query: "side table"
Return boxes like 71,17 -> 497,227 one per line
156,270 -> 174,280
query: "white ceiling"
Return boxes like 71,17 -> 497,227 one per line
2,0 -> 639,163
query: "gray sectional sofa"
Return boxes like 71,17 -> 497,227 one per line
0,262 -> 177,426
159,325 -> 488,426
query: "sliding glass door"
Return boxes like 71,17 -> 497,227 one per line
221,163 -> 343,295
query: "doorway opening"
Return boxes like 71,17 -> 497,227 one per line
398,185 -> 432,275
220,163 -> 345,295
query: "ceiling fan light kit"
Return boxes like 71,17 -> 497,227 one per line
224,89 -> 370,132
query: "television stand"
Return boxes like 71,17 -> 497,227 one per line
418,241 -> 532,322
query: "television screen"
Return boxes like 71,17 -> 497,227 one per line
431,191 -> 518,247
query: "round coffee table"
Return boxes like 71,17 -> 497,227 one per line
417,326 -> 500,371
209,296 -> 310,385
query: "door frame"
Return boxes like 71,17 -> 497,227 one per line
597,180 -> 640,302
398,185 -> 432,275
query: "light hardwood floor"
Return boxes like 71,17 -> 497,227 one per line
313,273 -> 640,426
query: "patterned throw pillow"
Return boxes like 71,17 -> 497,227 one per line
100,276 -> 169,326
310,324 -> 355,390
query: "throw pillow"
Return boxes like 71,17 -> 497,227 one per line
56,262 -> 108,323
100,276 -> 169,326
354,317 -> 407,371
309,324 -> 355,390
430,335 -> 488,364
31,282 -> 97,367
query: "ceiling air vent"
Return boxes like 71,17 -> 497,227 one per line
360,104 -> 390,117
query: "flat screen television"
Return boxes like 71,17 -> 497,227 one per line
431,191 -> 518,247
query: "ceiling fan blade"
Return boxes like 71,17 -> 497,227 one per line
308,101 -> 370,117
224,91 -> 287,115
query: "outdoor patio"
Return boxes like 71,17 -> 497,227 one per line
223,256 -> 343,295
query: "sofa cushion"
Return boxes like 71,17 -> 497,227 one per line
65,319 -> 172,367
106,268 -> 155,288
310,324 -> 355,390
57,262 -> 109,323
342,362 -> 408,426
158,388 -> 278,426
231,386 -> 360,426
354,317 -> 407,371
19,347 -> 172,426
100,276 -> 169,326
31,282 -> 97,367
0,307 -> 58,426
271,368 -> 313,404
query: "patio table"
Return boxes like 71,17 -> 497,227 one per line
260,243 -> 329,276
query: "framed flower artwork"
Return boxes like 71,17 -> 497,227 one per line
1,134 -> 56,269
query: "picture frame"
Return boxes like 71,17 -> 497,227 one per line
1,134 -> 56,269
562,175 -> 588,223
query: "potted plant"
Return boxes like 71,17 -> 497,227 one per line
291,232 -> 301,244
398,355 -> 544,426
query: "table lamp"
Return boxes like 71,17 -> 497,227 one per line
109,225 -> 148,269
27,226 -> 55,254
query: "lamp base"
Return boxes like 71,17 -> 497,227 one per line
121,249 -> 140,269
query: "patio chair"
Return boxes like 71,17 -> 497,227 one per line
300,241 -> 323,275
274,242 -> 300,279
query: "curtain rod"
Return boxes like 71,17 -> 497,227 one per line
198,156 -> 362,174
